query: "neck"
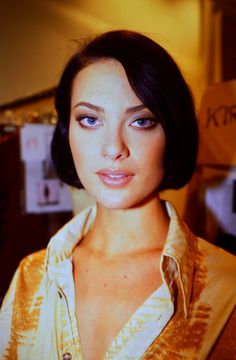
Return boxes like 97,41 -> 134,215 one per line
81,195 -> 169,258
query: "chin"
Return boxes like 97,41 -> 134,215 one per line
96,195 -> 134,210
84,179 -> 161,210
95,190 -> 158,211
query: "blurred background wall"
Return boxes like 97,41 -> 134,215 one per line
0,0 -> 208,106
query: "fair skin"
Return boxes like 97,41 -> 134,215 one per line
69,59 -> 169,360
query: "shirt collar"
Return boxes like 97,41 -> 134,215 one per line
163,201 -> 197,318
45,200 -> 196,318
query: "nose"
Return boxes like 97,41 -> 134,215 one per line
102,127 -> 130,161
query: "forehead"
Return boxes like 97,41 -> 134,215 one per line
71,59 -> 142,108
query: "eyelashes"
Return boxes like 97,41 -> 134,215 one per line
130,118 -> 159,129
75,114 -> 160,130
76,115 -> 101,129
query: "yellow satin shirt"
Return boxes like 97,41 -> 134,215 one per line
0,201 -> 236,359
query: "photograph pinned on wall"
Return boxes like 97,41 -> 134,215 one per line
20,123 -> 72,214
37,179 -> 60,206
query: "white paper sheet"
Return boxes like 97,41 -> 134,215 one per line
20,124 -> 72,213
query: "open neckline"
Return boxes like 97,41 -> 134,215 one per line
104,283 -> 165,358
76,282 -> 172,360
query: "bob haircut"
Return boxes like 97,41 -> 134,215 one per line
51,30 -> 198,191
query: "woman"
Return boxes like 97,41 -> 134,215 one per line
1,30 -> 235,360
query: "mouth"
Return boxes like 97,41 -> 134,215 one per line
96,168 -> 134,188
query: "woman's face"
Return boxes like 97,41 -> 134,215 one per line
69,59 -> 166,209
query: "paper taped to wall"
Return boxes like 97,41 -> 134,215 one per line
198,79 -> 236,166
20,124 -> 72,213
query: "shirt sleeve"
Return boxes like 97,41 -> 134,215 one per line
0,267 -> 20,358
208,306 -> 236,359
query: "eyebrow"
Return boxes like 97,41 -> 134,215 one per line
73,101 -> 147,114
73,101 -> 103,112
126,104 -> 147,114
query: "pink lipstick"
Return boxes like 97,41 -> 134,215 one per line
96,168 -> 134,188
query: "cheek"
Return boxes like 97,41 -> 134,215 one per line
69,132 -> 79,165
137,135 -> 166,171
69,140 -> 93,190
70,141 -> 89,172
69,122 -> 85,157
69,128 -> 99,180
69,127 -> 86,171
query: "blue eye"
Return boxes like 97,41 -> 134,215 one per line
77,116 -> 101,128
131,118 -> 157,129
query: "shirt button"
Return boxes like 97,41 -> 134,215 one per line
62,353 -> 72,360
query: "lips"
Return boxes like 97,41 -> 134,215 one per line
96,168 -> 134,188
